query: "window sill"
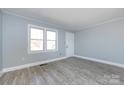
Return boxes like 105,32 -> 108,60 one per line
28,50 -> 58,54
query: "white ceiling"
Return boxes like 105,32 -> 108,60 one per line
2,8 -> 124,32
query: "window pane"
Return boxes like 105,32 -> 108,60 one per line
31,40 -> 43,51
47,41 -> 56,50
47,31 -> 56,40
31,28 -> 43,39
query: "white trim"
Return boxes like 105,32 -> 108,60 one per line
74,55 -> 124,68
3,9 -> 124,32
3,56 -> 68,73
28,24 -> 45,54
78,16 -> 124,31
46,29 -> 58,51
28,24 -> 58,54
1,10 -> 71,32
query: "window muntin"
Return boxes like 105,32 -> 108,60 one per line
30,27 -> 43,51
47,31 -> 57,50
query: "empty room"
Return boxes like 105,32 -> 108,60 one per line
0,8 -> 124,85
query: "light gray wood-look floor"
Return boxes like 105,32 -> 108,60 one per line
0,57 -> 124,85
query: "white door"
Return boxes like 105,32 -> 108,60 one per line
66,32 -> 74,57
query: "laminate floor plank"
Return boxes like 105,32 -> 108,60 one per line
0,57 -> 124,85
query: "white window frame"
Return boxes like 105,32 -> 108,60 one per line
28,24 -> 58,54
46,28 -> 58,52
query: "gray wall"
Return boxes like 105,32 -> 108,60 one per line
75,19 -> 124,64
3,13 -> 66,68
0,10 -> 2,70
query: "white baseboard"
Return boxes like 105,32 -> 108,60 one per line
3,56 -> 68,73
74,55 -> 124,68
3,55 -> 123,74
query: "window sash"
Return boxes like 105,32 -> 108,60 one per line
31,39 -> 43,40
46,30 -> 57,50
47,40 -> 56,50
47,31 -> 56,40
31,28 -> 43,39
47,40 -> 56,41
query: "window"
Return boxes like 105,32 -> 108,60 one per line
28,24 -> 58,53
30,27 -> 43,51
47,31 -> 56,50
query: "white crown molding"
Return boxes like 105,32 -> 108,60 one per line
3,56 -> 68,73
2,9 -> 124,32
74,55 -> 124,68
1,9 -> 71,32
77,16 -> 124,31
